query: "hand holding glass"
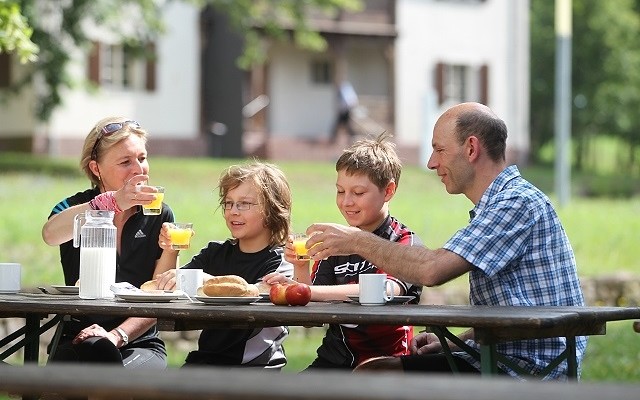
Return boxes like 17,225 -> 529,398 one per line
168,223 -> 193,250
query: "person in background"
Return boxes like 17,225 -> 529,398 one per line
329,80 -> 359,145
306,103 -> 586,380
42,116 -> 177,367
265,133 -> 422,370
155,161 -> 293,369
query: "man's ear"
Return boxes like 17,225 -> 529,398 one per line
466,136 -> 481,162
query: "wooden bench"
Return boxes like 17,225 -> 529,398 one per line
2,364 -> 640,400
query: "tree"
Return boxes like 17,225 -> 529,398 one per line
0,0 -> 361,122
530,0 -> 640,173
0,0 -> 38,62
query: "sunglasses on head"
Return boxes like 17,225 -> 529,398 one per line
90,120 -> 141,160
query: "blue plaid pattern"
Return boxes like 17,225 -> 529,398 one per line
443,165 -> 586,380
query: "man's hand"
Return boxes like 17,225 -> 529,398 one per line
306,223 -> 361,260
410,332 -> 443,355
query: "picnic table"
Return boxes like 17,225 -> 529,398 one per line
0,293 -> 640,399
2,292 -> 640,378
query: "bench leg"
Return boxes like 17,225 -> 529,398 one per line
566,336 -> 577,380
480,344 -> 498,377
23,316 -> 40,363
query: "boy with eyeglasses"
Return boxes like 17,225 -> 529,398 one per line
155,161 -> 294,368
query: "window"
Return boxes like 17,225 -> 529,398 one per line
311,60 -> 332,84
435,62 -> 488,106
88,41 -> 156,91
0,53 -> 11,88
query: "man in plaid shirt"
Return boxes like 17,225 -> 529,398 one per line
305,102 -> 586,380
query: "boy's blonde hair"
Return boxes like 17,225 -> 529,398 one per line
217,161 -> 292,247
335,132 -> 402,190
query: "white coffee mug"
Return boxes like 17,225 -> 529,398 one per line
0,263 -> 21,293
177,268 -> 203,296
359,273 -> 394,305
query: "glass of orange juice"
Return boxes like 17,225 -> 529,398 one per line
168,222 -> 193,250
292,233 -> 311,260
142,186 -> 165,216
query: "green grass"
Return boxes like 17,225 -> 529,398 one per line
2,156 -> 640,381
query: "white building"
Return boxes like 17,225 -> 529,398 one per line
395,0 -> 530,164
0,0 -> 529,165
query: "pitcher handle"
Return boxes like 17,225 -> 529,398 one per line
73,212 -> 85,248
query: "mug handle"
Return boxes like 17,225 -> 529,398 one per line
383,279 -> 395,302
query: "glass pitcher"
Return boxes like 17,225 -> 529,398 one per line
73,210 -> 117,299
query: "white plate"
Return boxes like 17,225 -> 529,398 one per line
51,285 -> 79,295
346,295 -> 415,305
115,292 -> 182,302
195,296 -> 261,305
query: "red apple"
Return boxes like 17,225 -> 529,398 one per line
269,283 -> 289,305
285,283 -> 312,306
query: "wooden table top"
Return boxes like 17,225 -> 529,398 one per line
2,293 -> 639,342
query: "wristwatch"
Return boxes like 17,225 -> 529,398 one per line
114,327 -> 129,346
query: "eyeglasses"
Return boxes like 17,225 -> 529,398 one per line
90,120 -> 141,160
220,201 -> 259,211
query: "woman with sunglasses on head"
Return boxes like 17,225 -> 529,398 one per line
41,116 -> 177,368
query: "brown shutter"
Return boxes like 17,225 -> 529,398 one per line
479,64 -> 489,105
435,62 -> 445,105
0,52 -> 11,87
145,42 -> 156,92
88,41 -> 100,84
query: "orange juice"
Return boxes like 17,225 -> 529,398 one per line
292,234 -> 310,260
142,187 -> 164,215
168,223 -> 193,250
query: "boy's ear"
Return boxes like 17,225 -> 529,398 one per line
383,181 -> 396,202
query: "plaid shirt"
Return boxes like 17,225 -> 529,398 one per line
443,165 -> 586,380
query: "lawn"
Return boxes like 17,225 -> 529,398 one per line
1,155 -> 639,381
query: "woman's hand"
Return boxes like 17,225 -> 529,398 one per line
114,174 -> 155,211
72,323 -> 117,346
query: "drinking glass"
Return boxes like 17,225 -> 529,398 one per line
168,222 -> 193,250
142,186 -> 165,216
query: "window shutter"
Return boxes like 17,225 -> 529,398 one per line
0,52 -> 11,87
479,64 -> 489,105
88,41 -> 100,84
145,42 -> 156,92
435,62 -> 445,105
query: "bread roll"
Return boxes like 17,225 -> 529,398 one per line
140,280 -> 158,291
201,275 -> 259,297
140,279 -> 174,293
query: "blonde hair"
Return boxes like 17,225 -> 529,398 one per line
335,132 -> 402,190
80,116 -> 148,187
217,161 -> 292,247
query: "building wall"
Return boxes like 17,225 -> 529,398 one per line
1,2 -> 201,157
395,0 -> 530,164
267,38 -> 392,141
267,44 -> 334,139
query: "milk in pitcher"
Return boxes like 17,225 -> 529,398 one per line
79,247 -> 117,299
